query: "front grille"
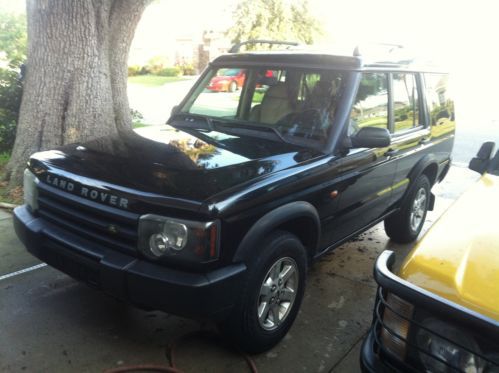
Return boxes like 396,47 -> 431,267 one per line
373,287 -> 499,372
36,182 -> 139,255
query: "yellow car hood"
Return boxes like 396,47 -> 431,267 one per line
400,173 -> 499,321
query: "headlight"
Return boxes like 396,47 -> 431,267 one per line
138,214 -> 219,263
416,318 -> 485,373
380,293 -> 414,359
23,169 -> 39,212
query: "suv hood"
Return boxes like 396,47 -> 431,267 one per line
29,126 -> 313,211
400,173 -> 499,321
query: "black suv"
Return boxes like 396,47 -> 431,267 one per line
14,41 -> 455,353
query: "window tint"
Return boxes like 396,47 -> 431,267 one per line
349,73 -> 388,136
393,73 -> 420,133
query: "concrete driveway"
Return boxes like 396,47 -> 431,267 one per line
0,166 -> 477,372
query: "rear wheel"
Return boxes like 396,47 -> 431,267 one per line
219,231 -> 307,353
384,174 -> 431,243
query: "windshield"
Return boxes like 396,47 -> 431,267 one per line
178,66 -> 347,148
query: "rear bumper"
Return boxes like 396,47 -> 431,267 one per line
13,205 -> 246,320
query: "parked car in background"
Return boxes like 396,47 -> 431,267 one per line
15,40 -> 454,353
361,142 -> 499,372
207,68 -> 246,92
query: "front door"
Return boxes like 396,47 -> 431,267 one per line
320,72 -> 397,246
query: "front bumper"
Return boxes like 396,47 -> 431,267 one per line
13,205 -> 246,320
360,328 -> 392,372
360,251 -> 499,372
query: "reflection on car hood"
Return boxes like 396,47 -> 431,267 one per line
29,126 -> 313,204
400,173 -> 499,321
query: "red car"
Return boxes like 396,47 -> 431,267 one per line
207,68 -> 246,92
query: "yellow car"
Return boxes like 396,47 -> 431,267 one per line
361,141 -> 499,372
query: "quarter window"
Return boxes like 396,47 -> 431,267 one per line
349,73 -> 388,136
424,73 -> 454,126
393,73 -> 420,133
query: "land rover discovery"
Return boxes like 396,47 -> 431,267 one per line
14,41 -> 455,353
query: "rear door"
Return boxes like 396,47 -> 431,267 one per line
388,72 -> 431,203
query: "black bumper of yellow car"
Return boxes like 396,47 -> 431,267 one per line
360,250 -> 499,372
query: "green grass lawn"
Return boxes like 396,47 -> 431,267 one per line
132,122 -> 149,129
128,74 -> 191,87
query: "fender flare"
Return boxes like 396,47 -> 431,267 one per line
402,154 -> 439,210
232,201 -> 320,263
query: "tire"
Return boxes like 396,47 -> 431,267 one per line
228,80 -> 237,92
384,174 -> 431,243
219,231 -> 307,353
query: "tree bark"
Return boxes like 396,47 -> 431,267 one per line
6,0 -> 151,187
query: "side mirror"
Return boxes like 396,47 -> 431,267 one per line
469,141 -> 495,174
490,150 -> 499,174
171,105 -> 179,117
351,127 -> 391,148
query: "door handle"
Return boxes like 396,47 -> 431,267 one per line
384,148 -> 399,157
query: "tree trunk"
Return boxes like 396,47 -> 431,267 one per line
6,0 -> 151,187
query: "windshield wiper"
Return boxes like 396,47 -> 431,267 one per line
216,121 -> 292,145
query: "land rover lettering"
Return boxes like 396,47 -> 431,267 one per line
46,174 -> 75,192
45,174 -> 128,209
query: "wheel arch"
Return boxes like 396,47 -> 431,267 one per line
402,155 -> 439,211
232,201 -> 320,263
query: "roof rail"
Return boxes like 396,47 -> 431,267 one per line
229,39 -> 300,53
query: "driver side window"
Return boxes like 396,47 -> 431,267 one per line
349,73 -> 388,136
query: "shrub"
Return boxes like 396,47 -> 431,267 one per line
139,65 -> 151,75
0,11 -> 26,155
0,119 -> 16,154
0,69 -> 22,153
146,55 -> 170,75
179,63 -> 196,76
127,65 -> 142,76
157,67 -> 182,77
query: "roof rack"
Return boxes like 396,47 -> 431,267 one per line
353,43 -> 404,57
229,39 -> 300,53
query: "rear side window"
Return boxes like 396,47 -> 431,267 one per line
424,73 -> 455,126
392,73 -> 420,133
349,73 -> 388,136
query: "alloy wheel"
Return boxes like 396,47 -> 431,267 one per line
257,257 -> 299,331
410,187 -> 427,232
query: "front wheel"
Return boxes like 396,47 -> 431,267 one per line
228,80 -> 237,92
218,231 -> 307,353
384,174 -> 431,243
